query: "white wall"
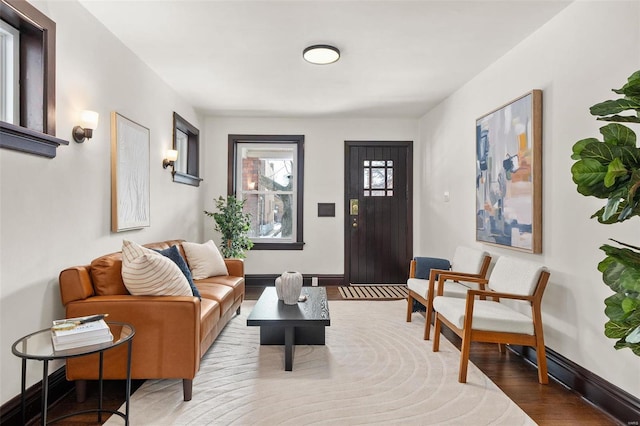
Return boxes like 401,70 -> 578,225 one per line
0,1 -> 203,404
418,0 -> 640,396
202,117 -> 419,275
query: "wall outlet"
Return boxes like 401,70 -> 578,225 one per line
312,276 -> 319,286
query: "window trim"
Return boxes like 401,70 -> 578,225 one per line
0,0 -> 67,158
228,134 -> 305,250
0,18 -> 19,124
172,112 -> 202,187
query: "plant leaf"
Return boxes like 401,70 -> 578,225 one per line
571,158 -> 609,198
590,99 -> 640,116
571,138 -> 599,160
580,142 -> 640,168
602,196 -> 621,221
604,157 -> 628,187
596,114 -> 640,123
613,70 -> 640,97
600,123 -> 637,147
605,319 -> 631,338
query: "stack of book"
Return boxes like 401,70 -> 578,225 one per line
51,314 -> 113,351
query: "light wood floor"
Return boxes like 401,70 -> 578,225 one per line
39,286 -> 617,425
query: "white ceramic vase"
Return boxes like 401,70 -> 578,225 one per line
275,271 -> 303,305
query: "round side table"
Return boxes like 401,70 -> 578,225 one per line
11,321 -> 135,426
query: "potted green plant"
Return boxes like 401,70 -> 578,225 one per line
570,70 -> 640,355
204,195 -> 254,258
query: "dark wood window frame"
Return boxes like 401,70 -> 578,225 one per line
0,0 -> 67,158
228,134 -> 305,250
172,112 -> 202,187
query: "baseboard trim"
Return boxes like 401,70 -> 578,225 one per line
0,366 -> 73,426
245,274 -> 344,287
510,345 -> 640,424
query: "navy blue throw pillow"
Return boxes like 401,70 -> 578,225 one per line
154,245 -> 201,299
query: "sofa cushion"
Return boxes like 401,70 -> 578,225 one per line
182,240 -> 229,280
195,282 -> 235,315
121,240 -> 192,296
195,275 -> 244,302
154,245 -> 201,299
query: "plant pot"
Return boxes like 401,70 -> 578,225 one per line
275,271 -> 303,305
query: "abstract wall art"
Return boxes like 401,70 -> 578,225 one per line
111,112 -> 150,232
476,90 -> 542,253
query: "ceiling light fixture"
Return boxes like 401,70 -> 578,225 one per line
303,44 -> 340,65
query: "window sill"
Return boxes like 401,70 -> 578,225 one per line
251,242 -> 305,250
172,171 -> 203,187
0,121 -> 68,158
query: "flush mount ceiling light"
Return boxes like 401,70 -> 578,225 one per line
303,44 -> 340,65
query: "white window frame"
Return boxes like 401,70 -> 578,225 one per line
0,19 -> 19,124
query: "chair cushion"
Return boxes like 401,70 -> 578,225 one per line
433,297 -> 535,335
450,246 -> 488,274
407,278 -> 471,299
489,256 -> 547,296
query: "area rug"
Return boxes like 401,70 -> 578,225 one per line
105,300 -> 534,425
338,284 -> 408,300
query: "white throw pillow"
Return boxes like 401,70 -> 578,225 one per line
121,240 -> 192,296
182,240 -> 229,279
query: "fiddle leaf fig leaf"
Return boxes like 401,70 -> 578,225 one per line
602,196 -> 621,221
571,158 -> 609,198
590,99 -> 640,117
605,319 -> 630,339
596,114 -> 640,123
571,138 -> 599,160
622,297 -> 640,314
613,70 -> 640,97
600,123 -> 636,147
605,294 -> 628,322
604,157 -> 628,187
580,142 -> 640,168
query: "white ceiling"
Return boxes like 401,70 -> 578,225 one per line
78,0 -> 572,118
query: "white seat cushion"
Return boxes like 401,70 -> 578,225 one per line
433,297 -> 535,335
407,278 -> 472,299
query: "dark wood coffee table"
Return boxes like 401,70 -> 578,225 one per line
247,286 -> 330,371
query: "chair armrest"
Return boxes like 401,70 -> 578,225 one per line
434,273 -> 488,296
466,289 -> 534,302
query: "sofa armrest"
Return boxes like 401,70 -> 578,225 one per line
224,258 -> 245,277
59,266 -> 95,306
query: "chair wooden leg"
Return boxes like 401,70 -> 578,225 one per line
406,293 -> 413,322
424,299 -> 433,340
432,314 -> 441,352
458,328 -> 472,383
498,343 -> 506,353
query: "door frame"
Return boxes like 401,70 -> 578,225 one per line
344,140 -> 413,284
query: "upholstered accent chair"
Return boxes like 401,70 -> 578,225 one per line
432,256 -> 551,384
406,247 -> 491,340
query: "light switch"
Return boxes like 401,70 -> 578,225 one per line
444,191 -> 450,202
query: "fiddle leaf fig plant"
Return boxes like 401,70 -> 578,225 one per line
571,70 -> 640,356
204,195 -> 254,259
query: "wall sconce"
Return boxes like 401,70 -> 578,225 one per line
72,110 -> 99,143
163,149 -> 178,169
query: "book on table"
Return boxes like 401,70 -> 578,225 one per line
51,315 -> 113,350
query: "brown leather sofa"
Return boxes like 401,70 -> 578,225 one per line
58,239 -> 244,401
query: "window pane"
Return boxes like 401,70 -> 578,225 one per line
387,168 -> 394,189
371,190 -> 386,196
242,193 -> 293,239
364,160 -> 369,167
371,168 -> 386,188
364,168 -> 370,189
371,160 -> 385,166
